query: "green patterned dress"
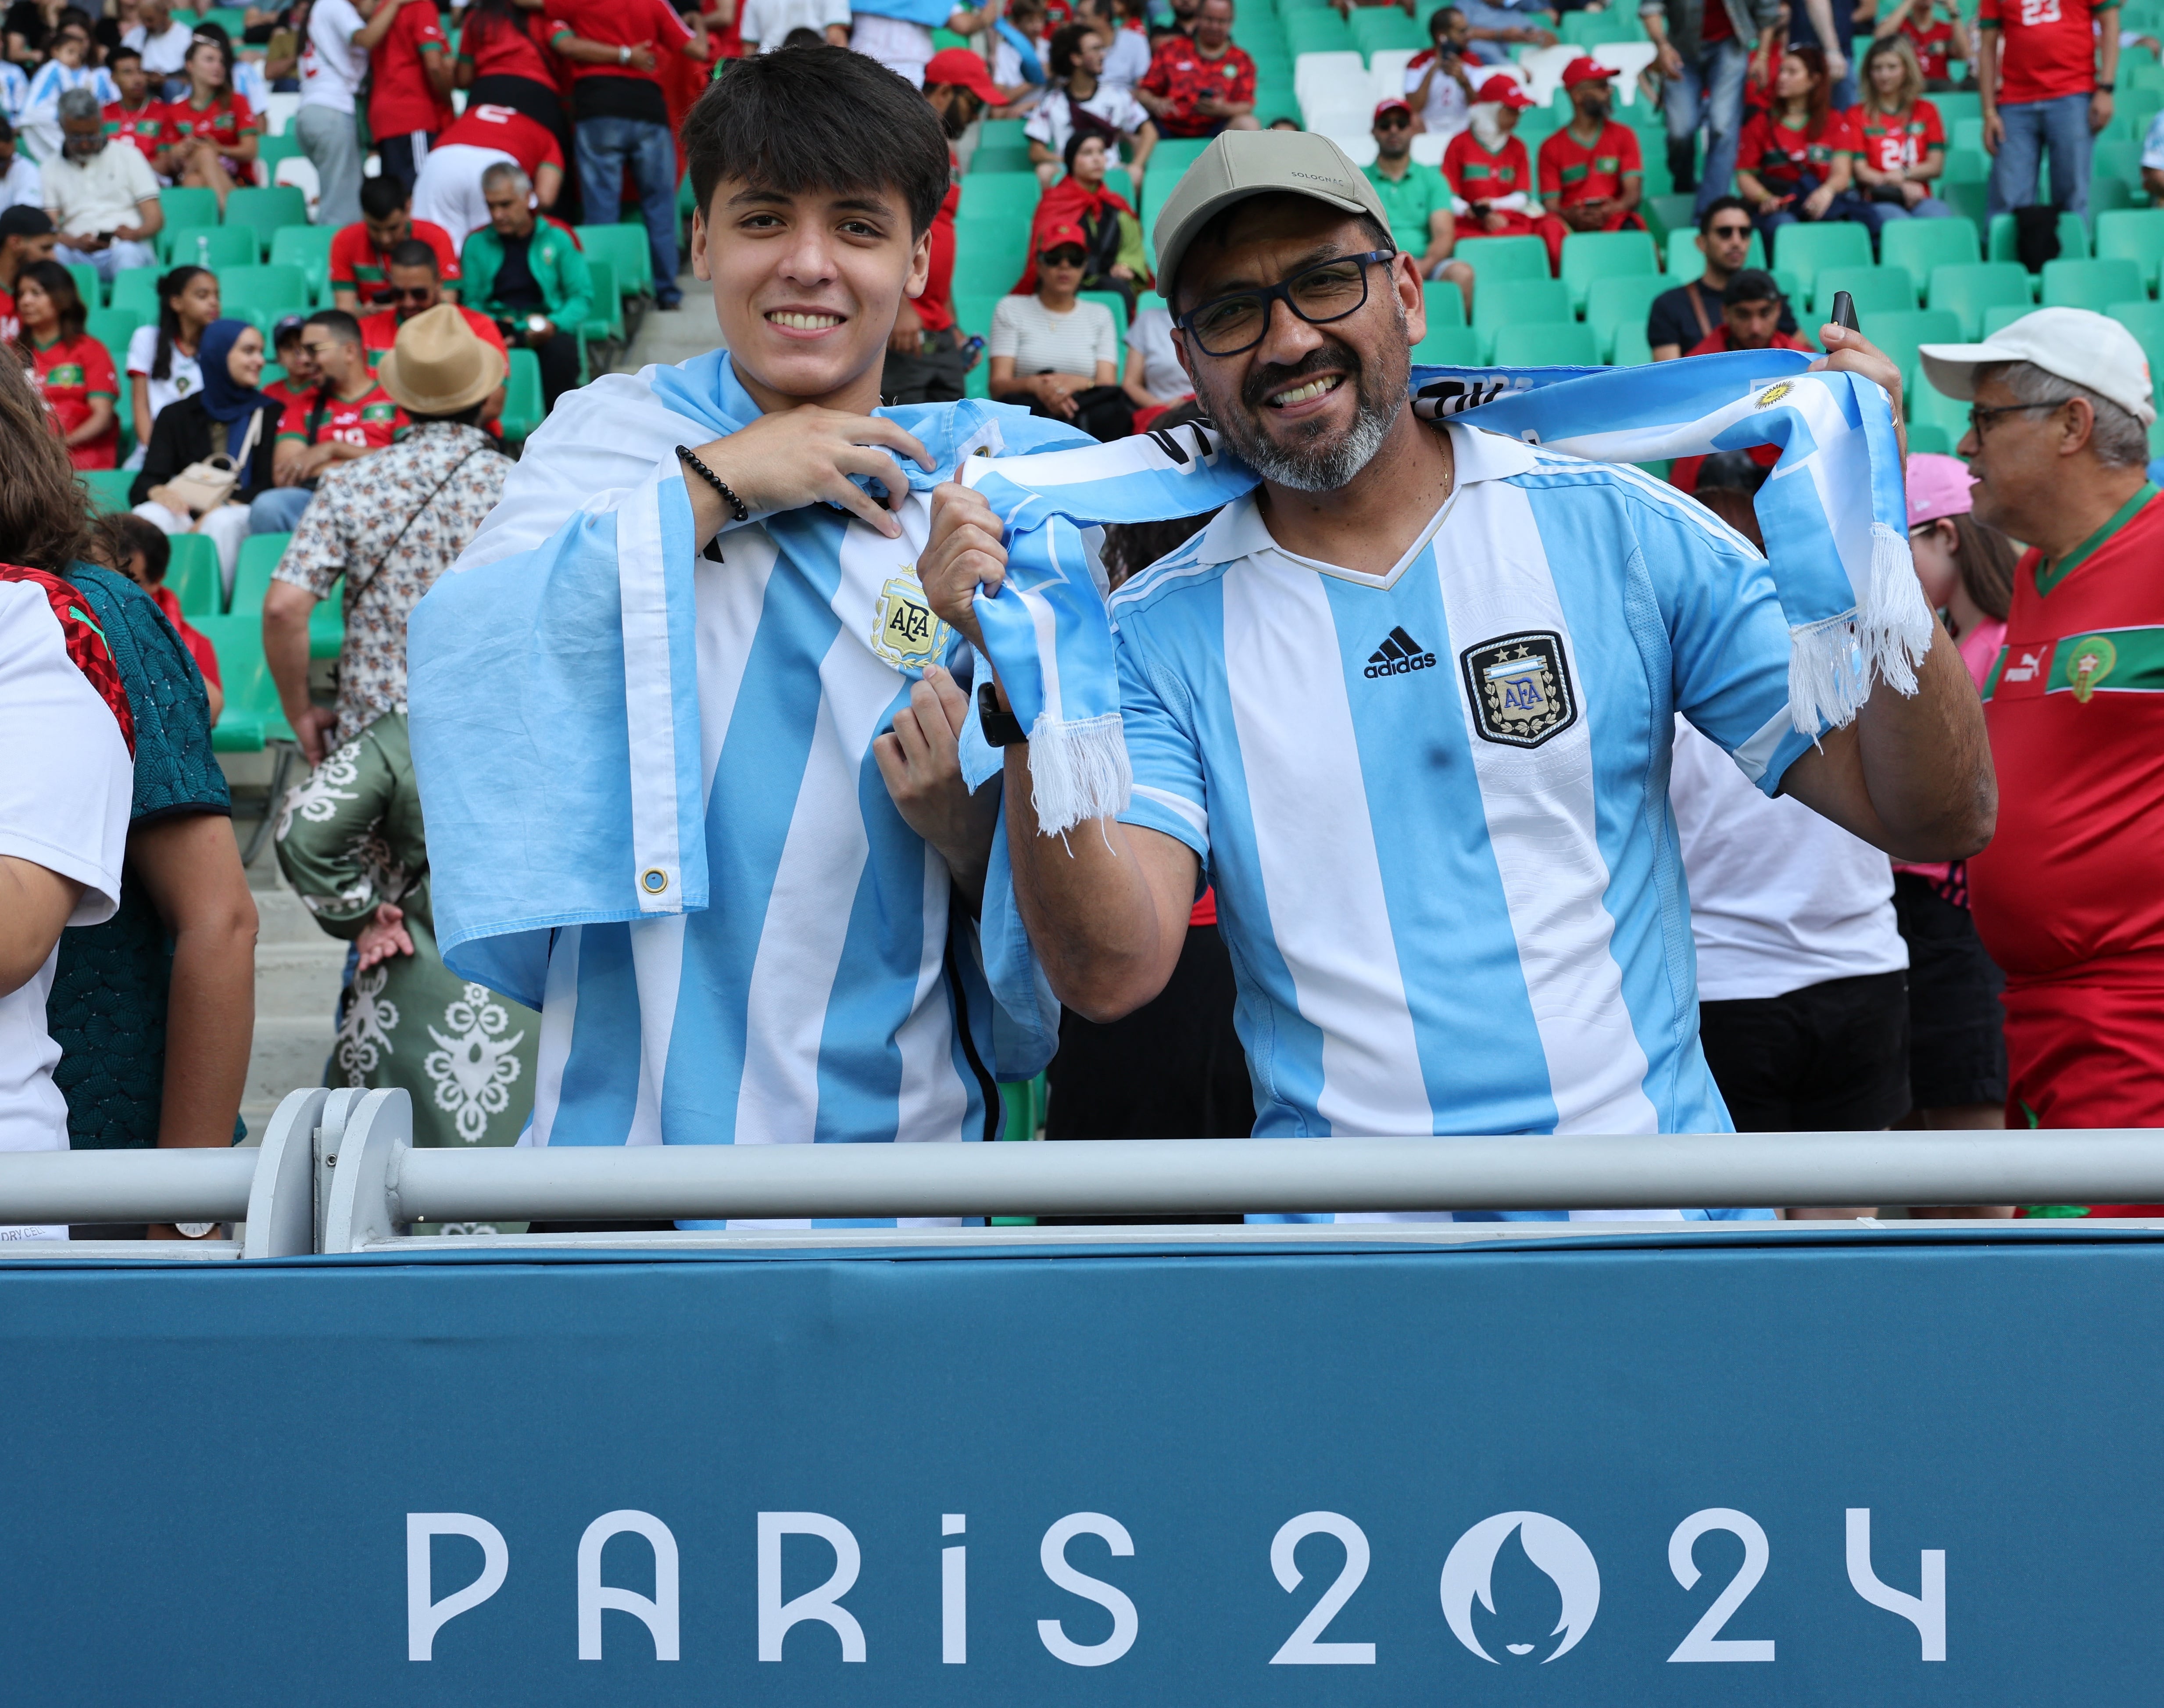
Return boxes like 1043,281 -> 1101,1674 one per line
275,712 -> 538,1152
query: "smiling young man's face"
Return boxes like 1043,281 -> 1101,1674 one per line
691,179 -> 931,414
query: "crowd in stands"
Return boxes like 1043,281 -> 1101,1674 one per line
3,3 -> 2164,1240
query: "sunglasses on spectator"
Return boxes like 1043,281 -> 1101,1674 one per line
1040,247 -> 1087,268
389,285 -> 436,303
1374,111 -> 1411,129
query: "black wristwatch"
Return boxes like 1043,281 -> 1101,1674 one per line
978,681 -> 1028,746
2098,80 -> 2116,91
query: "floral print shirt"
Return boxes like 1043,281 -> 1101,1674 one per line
275,420 -> 511,745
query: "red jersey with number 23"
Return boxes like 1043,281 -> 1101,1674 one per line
1978,0 -> 2111,105
1971,486 -> 2164,978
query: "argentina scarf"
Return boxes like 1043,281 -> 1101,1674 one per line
961,346 -> 1933,834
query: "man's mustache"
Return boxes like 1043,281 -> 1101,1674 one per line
1240,340 -> 1362,414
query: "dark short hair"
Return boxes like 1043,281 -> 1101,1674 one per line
1049,19 -> 1095,79
94,511 -> 170,582
1722,267 -> 1779,307
387,238 -> 440,274
1428,4 -> 1461,33
681,46 -> 950,238
305,306 -> 364,346
360,175 -> 411,221
1698,194 -> 1750,236
107,43 -> 140,67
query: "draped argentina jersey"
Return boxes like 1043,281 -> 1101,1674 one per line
1109,424 -> 1822,1169
409,354 -> 1082,1165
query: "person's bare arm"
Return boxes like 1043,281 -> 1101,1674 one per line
67,395 -> 114,448
1801,0 -> 1846,76
130,372 -> 154,447
261,578 -> 335,763
552,29 -> 658,65
1870,0 -> 1912,36
1978,24 -> 2002,150
2094,24 -> 2119,133
421,36 -> 454,93
272,433 -> 310,485
118,193 -> 161,243
1642,7 -> 1684,79
535,159 -> 563,207
129,812 -> 255,1148
353,0 -> 408,52
0,856 -> 82,999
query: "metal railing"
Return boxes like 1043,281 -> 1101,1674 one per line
4,1088 -> 2164,1257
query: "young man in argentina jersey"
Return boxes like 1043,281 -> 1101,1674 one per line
409,48 -> 1097,1192
919,131 -> 1997,1221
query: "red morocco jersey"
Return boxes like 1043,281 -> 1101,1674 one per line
1970,484 -> 2164,978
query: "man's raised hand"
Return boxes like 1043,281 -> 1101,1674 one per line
919,482 -> 1008,655
684,408 -> 934,542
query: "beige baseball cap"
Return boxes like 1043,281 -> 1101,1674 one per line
1918,306 -> 2157,428
1152,129 -> 1389,304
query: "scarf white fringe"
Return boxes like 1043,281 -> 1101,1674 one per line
1787,522 -> 1938,733
1027,710 -> 1132,838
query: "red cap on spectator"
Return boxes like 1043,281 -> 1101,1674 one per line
1037,221 -> 1089,257
1474,73 -> 1536,109
924,48 -> 1002,101
1560,55 -> 1618,86
1373,96 -> 1413,122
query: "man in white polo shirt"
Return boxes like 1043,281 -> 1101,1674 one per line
40,89 -> 162,279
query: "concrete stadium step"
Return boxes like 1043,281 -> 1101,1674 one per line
241,844 -> 343,1139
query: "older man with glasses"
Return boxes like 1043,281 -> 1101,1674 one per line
1921,309 -> 2164,1202
38,89 -> 163,280
921,131 -> 1993,1212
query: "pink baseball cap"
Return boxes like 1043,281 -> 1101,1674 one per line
1905,452 -> 1976,527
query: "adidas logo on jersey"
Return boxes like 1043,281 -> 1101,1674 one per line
1364,626 -> 1436,679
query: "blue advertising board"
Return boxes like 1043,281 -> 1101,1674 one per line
0,1229 -> 2154,1704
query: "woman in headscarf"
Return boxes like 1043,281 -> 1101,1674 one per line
1015,129 -> 1151,317
129,317 -> 280,597
1441,72 -> 1569,276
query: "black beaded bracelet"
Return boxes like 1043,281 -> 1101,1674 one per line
676,444 -> 750,522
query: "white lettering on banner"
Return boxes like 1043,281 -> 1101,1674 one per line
577,1510 -> 680,1661
758,1512 -> 867,1662
1037,1512 -> 1140,1666
406,1513 -> 509,1661
1846,1508 -> 1946,1661
1269,1512 -> 1376,1665
1440,1512 -> 1601,1663
1667,1509 -> 1774,1662
942,1514 -> 967,1665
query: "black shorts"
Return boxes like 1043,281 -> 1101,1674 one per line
1892,871 -> 2008,1110
1699,968 -> 1911,1132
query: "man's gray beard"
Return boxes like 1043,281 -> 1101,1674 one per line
1207,307 -> 1410,494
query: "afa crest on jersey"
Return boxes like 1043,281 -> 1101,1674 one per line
872,569 -> 951,670
1461,630 -> 1577,748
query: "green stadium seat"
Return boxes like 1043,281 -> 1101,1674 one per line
2095,207 -> 2164,290
1286,11 -> 1354,51
270,224 -> 336,304
959,171 -> 1042,224
2092,175 -> 2138,216
1472,276 -> 1571,357
1942,178 -> 1989,229
574,222 -> 655,298
1932,90 -> 1982,127
161,225 -> 254,268
1950,115 -> 1985,154
157,186 -> 220,233
165,533 -> 223,616
499,347 -> 544,444
111,267 -> 164,319
78,467 -> 136,513
62,260 -> 102,308
1928,261 -> 2032,338
1938,145 -> 1986,186
1988,210 -> 2088,263
969,146 -> 1034,175
976,118 -> 1029,149
578,256 -> 621,356
2094,139 -> 2145,187
229,530 -> 289,615
1980,301 -> 2029,337
194,614 -> 294,752
2040,254 -> 2146,310
1584,271 -> 1670,362
222,186 -> 310,258
1770,221 -> 1871,295
256,129 -> 300,173
199,7 -> 247,36
1810,263 -> 1917,318
1905,422 -> 1951,455
1612,317 -> 1654,364
1409,323 -> 1481,365
1420,279 -> 1467,330
951,219 -> 1031,294
310,576 -> 343,661
85,305 -> 141,355
1492,321 -> 1601,365
1558,228 -> 1657,312
1144,137 -> 1212,183
1910,371 -> 1972,442
1667,223 -> 1764,277
1867,307 -> 1961,397
1455,233 -> 1551,288
1878,217 -> 1980,299
218,262 -> 311,321
2108,297 -> 2164,357
1348,7 -> 1423,51
1643,191 -> 1695,245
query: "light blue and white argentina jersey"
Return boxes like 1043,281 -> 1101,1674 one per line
1109,422 -> 1822,1144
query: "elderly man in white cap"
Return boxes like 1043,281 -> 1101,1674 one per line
1920,308 -> 2164,1197
264,303 -> 514,767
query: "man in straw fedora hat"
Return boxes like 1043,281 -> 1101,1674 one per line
266,303 -> 514,768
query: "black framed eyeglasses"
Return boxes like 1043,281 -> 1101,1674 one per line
1966,400 -> 2061,436
1176,249 -> 1397,356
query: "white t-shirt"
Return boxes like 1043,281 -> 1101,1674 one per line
301,0 -> 368,115
991,28 -> 1049,89
1100,23 -> 1151,89
1406,49 -> 1472,140
0,152 -> 39,214
0,579 -> 132,1221
1125,305 -> 1188,397
850,13 -> 935,83
125,322 -> 203,430
1668,719 -> 1906,1002
123,19 -> 197,75
988,292 -> 1119,377
740,0 -> 850,48
40,139 -> 161,238
1023,82 -> 1150,155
